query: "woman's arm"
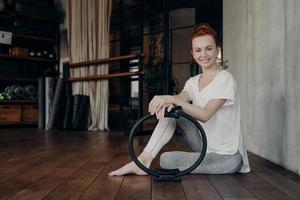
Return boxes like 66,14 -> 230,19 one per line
149,91 -> 226,122
173,96 -> 226,122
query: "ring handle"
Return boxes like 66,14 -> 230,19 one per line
128,106 -> 207,181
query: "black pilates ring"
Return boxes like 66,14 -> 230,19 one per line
128,106 -> 207,181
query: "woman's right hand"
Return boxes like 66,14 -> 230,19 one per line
154,103 -> 174,120
148,95 -> 175,120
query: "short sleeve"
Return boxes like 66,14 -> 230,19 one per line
210,72 -> 235,106
182,77 -> 194,102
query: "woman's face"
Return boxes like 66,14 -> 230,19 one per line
191,35 -> 219,70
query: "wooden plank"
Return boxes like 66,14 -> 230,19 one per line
42,161 -> 106,200
7,168 -> 75,200
79,154 -> 130,200
78,167 -> 124,200
68,72 -> 141,82
0,135 -> 47,163
231,173 -> 275,189
115,175 -> 151,200
181,175 -> 222,200
43,145 -> 125,200
249,152 -> 300,198
207,175 -> 254,198
255,169 -> 300,199
6,144 -> 112,200
249,153 -> 300,183
152,180 -> 186,200
0,131 -> 102,184
0,139 -> 48,164
0,148 -> 60,184
68,54 -> 140,68
0,151 -> 76,199
249,188 -> 292,200
223,198 -> 257,200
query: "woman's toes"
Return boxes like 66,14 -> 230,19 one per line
108,162 -> 148,176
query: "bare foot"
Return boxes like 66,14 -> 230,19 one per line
108,151 -> 153,176
108,161 -> 148,176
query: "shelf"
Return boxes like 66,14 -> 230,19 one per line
0,78 -> 37,82
0,121 -> 37,125
13,33 -> 56,43
0,54 -> 57,63
0,100 -> 37,104
0,12 -> 60,24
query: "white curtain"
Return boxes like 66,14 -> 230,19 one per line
66,0 -> 112,131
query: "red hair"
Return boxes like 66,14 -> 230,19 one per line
191,23 -> 220,48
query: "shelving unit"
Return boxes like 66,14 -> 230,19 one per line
0,0 -> 60,127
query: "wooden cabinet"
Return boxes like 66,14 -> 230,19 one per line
0,103 -> 37,125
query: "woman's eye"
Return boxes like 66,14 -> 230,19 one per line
207,48 -> 212,50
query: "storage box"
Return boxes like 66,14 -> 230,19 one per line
22,105 -> 38,122
0,105 -> 22,122
9,47 -> 29,56
0,31 -> 12,45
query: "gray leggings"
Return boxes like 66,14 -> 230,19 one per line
159,117 -> 243,174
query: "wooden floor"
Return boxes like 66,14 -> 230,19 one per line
1,128 -> 300,200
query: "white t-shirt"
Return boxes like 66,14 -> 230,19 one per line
183,70 -> 250,173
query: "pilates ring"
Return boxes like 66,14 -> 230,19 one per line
128,106 -> 207,181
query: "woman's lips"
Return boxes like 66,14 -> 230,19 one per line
200,58 -> 211,63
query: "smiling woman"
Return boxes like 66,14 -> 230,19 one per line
109,24 -> 250,176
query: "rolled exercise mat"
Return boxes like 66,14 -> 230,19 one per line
71,95 -> 90,130
25,85 -> 35,95
14,86 -> 25,99
63,95 -> 74,130
7,84 -> 19,99
5,86 -> 11,93
45,77 -> 54,128
38,78 -> 45,128
47,78 -> 65,129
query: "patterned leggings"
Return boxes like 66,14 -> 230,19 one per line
144,117 -> 243,174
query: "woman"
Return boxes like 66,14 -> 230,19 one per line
109,24 -> 250,176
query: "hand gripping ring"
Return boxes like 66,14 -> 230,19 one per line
128,106 -> 207,182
